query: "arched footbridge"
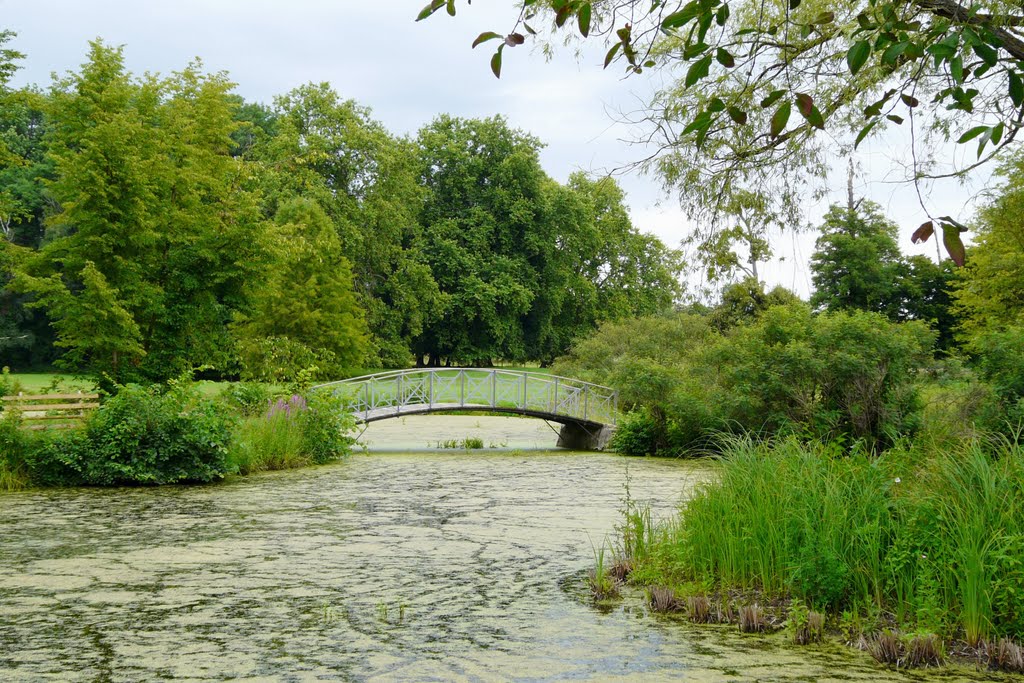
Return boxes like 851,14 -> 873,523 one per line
313,368 -> 618,450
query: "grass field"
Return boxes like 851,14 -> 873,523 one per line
3,365 -> 553,397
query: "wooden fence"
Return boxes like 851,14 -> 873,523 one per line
1,392 -> 100,430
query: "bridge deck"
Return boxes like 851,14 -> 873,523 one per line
314,368 -> 618,428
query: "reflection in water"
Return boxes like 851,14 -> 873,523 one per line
0,417 -> 1008,681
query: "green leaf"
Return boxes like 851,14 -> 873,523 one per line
716,4 -> 730,26
789,0 -> 801,9
847,41 -> 871,75
881,41 -> 910,66
992,121 -> 1005,146
578,3 -> 592,37
604,42 -> 621,68
727,106 -> 748,125
805,105 -> 825,129
854,119 -> 878,148
708,97 -> 726,113
956,125 -> 988,143
770,101 -> 791,137
682,110 -> 713,136
951,55 -> 964,83
661,2 -> 700,30
1009,71 -> 1023,107
472,32 -> 503,49
812,11 -> 835,24
942,223 -> 966,266
416,0 -> 446,21
886,114 -> 904,125
685,54 -> 713,88
973,43 -> 998,66
446,0 -> 456,16
490,48 -> 503,78
900,93 -> 920,108
715,48 -> 735,68
760,89 -> 785,108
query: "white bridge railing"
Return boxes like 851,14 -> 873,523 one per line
314,368 -> 618,426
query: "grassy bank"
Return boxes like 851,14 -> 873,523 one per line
600,436 -> 1024,672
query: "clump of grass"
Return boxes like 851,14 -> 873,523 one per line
905,633 -> 944,668
986,638 -> 1024,672
738,604 -> 766,633
716,596 -> 736,624
646,586 -> 678,613
686,595 -> 712,623
790,600 -> 825,645
869,630 -> 904,666
435,436 -> 485,449
229,410 -> 307,474
589,544 -> 620,600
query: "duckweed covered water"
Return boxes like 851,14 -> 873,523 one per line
0,417 -> 1012,681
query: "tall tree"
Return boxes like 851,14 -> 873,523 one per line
414,115 -> 550,366
233,198 -> 368,381
810,201 -> 906,319
14,42 -> 268,380
258,83 -> 441,366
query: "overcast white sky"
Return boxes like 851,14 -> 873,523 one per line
1,0 -> 992,298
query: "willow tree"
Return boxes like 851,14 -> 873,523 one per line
419,0 -> 1024,261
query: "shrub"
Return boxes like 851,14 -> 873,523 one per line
219,381 -> 276,417
611,409 -> 662,456
36,383 -> 235,486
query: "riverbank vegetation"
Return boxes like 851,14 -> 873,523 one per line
0,376 -> 354,490
569,157 -> 1024,671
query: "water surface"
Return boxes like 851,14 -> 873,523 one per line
0,416 -> 1010,681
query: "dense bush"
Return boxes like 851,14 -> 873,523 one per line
557,304 -> 934,455
38,384 -> 234,485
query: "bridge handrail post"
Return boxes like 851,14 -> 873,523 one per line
522,371 -> 528,410
553,376 -> 559,413
363,382 -> 369,417
491,370 -> 496,407
460,369 -> 465,407
397,374 -> 403,415
584,384 -> 589,421
429,370 -> 434,409
614,391 -> 618,425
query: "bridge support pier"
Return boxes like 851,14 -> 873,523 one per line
556,422 -> 615,451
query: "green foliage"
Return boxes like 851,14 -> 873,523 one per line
624,435 -> 1024,640
218,381 -> 276,417
423,1 -> 1021,255
12,42 -> 269,381
610,409 -> 663,457
227,390 -> 355,474
560,304 -> 933,454
234,197 -> 369,382
14,383 -> 233,487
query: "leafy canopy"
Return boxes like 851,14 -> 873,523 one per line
418,0 -> 1024,260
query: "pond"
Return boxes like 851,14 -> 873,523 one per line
0,416 -> 1009,681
